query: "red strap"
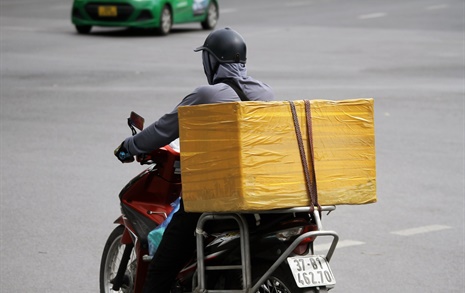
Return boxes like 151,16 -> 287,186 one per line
289,101 -> 319,211
304,100 -> 320,211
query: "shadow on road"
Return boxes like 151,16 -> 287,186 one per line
71,27 -> 205,38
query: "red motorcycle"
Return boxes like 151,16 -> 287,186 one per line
99,112 -> 339,293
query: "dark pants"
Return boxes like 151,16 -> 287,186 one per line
142,199 -> 201,293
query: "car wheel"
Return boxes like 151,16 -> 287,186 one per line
156,5 -> 172,35
201,2 -> 218,30
75,25 -> 92,34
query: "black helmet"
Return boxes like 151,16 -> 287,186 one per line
194,27 -> 247,64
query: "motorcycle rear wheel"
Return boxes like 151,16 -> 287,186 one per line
99,225 -> 136,293
254,264 -> 328,293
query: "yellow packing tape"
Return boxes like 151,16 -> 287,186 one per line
179,99 -> 376,212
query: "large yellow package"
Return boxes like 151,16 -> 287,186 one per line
178,99 -> 376,212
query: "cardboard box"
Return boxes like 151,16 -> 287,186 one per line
178,99 -> 376,212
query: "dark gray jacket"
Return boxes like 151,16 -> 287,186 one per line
123,63 -> 275,155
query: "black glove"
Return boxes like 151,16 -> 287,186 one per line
114,142 -> 134,163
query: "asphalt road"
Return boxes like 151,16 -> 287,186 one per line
1,0 -> 464,292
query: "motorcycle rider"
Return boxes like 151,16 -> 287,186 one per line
115,27 -> 275,292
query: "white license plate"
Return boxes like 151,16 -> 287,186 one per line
287,255 -> 336,288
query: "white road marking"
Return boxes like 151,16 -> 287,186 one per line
1,1 -> 36,5
285,2 -> 314,7
426,4 -> 449,10
391,225 -> 452,236
219,8 -> 237,14
1,26 -> 39,32
358,12 -> 387,20
314,240 -> 365,252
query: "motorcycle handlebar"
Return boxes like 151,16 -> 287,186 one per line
136,153 -> 155,165
135,144 -> 180,165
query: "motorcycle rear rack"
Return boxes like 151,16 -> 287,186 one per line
194,206 -> 339,293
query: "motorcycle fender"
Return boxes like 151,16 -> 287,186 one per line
114,216 -> 133,244
113,216 -> 124,225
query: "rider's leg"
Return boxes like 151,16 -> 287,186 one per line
142,199 -> 201,293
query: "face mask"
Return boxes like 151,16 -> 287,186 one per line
202,51 -> 219,85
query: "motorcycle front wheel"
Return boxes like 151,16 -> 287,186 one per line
99,225 -> 136,293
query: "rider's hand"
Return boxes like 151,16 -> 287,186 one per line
114,142 -> 135,163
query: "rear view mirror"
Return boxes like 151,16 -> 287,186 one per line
129,111 -> 145,131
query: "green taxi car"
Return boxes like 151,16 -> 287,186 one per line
71,0 -> 218,35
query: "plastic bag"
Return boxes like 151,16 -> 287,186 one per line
148,197 -> 181,256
